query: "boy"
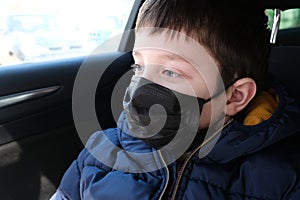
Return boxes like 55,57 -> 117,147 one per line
52,0 -> 300,199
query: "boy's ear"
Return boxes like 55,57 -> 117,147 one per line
225,78 -> 257,116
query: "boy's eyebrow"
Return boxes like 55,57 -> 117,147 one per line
132,51 -> 141,57
164,53 -> 187,62
132,50 -> 197,78
133,50 -> 189,63
160,53 -> 192,66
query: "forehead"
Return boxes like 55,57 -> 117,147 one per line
134,28 -> 221,77
134,28 -> 217,67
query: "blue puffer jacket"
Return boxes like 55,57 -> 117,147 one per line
53,83 -> 300,200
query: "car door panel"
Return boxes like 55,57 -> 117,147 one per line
0,51 -> 133,199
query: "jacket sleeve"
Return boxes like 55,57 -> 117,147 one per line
50,158 -> 82,200
289,188 -> 300,200
51,144 -> 93,200
49,190 -> 68,200
50,129 -> 119,200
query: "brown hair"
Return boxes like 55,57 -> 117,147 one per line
136,0 -> 270,90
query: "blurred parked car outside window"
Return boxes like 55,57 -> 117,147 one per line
0,0 -> 134,66
266,8 -> 300,30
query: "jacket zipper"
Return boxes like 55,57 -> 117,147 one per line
158,150 -> 170,200
170,119 -> 233,200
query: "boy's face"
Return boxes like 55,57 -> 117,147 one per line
132,29 -> 227,129
132,49 -> 210,98
132,49 -> 213,128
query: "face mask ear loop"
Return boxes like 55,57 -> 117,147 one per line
205,75 -> 255,104
202,82 -> 233,104
200,78 -> 242,129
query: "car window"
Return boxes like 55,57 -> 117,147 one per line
266,8 -> 300,30
0,0 -> 135,66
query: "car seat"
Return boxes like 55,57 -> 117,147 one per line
263,1 -> 300,105
263,0 -> 300,146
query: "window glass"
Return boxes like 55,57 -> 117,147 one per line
0,0 -> 135,66
266,8 -> 300,30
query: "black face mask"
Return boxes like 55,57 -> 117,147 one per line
123,76 -> 213,149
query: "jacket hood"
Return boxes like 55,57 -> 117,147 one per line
207,81 -> 300,163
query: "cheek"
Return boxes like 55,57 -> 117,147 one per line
158,79 -> 200,97
199,102 -> 212,129
199,96 -> 227,129
191,78 -> 210,99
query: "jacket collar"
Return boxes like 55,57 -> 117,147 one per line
206,82 -> 300,163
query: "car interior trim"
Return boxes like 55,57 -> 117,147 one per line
118,0 -> 143,52
270,8 -> 281,44
0,86 -> 61,109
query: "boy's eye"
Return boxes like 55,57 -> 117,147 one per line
131,64 -> 144,72
163,69 -> 181,78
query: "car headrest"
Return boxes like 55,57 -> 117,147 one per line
259,0 -> 300,10
268,46 -> 300,104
